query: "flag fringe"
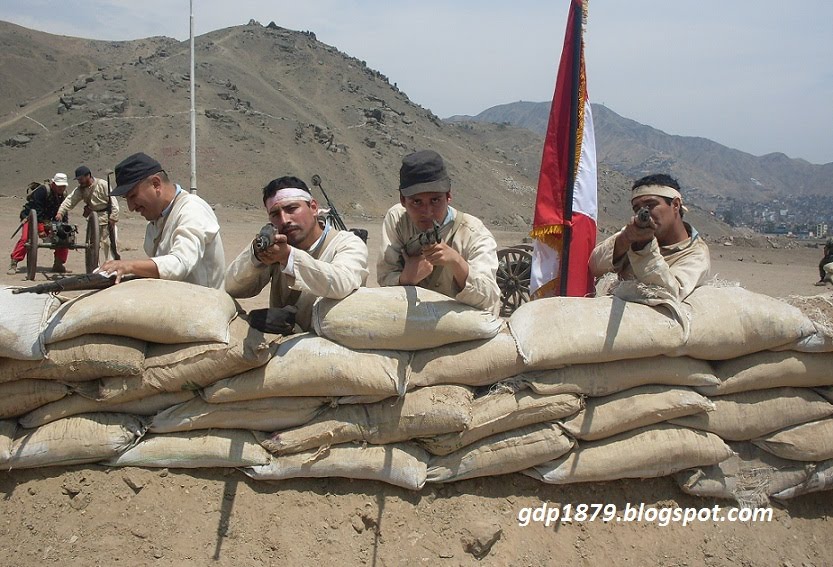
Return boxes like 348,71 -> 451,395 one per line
530,225 -> 565,239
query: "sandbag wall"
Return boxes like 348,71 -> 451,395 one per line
1,282 -> 832,502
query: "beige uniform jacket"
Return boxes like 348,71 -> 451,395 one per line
589,222 -> 710,302
225,229 -> 369,332
377,204 -> 500,313
57,178 -> 119,225
144,190 -> 225,289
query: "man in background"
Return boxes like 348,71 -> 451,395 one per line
8,173 -> 70,274
589,173 -> 710,302
377,149 -> 500,314
816,238 -> 833,286
55,165 -> 119,265
100,152 -> 225,289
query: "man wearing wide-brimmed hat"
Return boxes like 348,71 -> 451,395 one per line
99,152 -> 225,289
377,149 -> 500,313
589,173 -> 710,301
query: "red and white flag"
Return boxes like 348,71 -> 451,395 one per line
530,0 -> 597,298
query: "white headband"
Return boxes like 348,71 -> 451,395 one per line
265,187 -> 312,211
631,184 -> 688,212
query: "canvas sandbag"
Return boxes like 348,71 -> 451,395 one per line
409,330 -> 525,387
772,459 -> 833,500
260,385 -> 473,455
427,422 -> 573,483
0,420 -> 16,464
670,387 -> 833,441
7,413 -> 146,469
700,351 -> 833,396
0,379 -> 70,419
150,396 -> 331,433
0,286 -> 61,360
560,386 -> 715,441
419,389 -> 581,456
0,334 -> 146,384
312,286 -> 503,351
675,285 -> 817,360
816,386 -> 833,404
203,334 -> 409,402
105,429 -> 271,468
20,390 -> 195,429
509,295 -> 686,369
43,279 -> 237,345
244,442 -> 429,491
753,417 -> 833,461
522,356 -> 718,397
778,294 -> 833,352
527,424 -> 733,484
675,442 -> 812,504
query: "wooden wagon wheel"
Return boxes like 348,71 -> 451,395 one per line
25,209 -> 38,280
496,245 -> 532,316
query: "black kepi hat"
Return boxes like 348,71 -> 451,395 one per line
399,150 -> 451,197
74,165 -> 91,180
112,152 -> 163,196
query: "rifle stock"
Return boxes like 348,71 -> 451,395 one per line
12,273 -> 142,294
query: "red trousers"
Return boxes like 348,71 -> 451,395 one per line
10,221 -> 69,263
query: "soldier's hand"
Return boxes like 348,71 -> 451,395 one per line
254,233 -> 290,266
622,214 -> 656,251
55,213 -> 63,222
399,253 -> 434,285
421,242 -> 462,267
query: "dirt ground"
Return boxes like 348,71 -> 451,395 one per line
1,195 -> 832,566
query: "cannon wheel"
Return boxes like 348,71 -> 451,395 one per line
85,214 -> 100,273
26,209 -> 38,280
497,244 -> 532,316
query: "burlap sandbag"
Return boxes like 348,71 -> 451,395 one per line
772,459 -> 833,500
419,390 -> 581,456
20,390 -> 195,429
522,356 -> 718,397
0,286 -> 61,360
676,285 -> 817,360
312,286 -> 503,351
203,334 -> 409,402
260,385 -> 473,455
753,417 -> 833,461
509,295 -> 686,369
675,442 -> 812,504
427,422 -> 574,483
409,330 -> 525,387
0,334 -> 146,384
778,294 -> 833,352
699,351 -> 833,396
0,379 -> 70,419
670,387 -> 833,441
7,413 -> 146,469
816,386 -> 833,404
560,386 -> 715,441
244,442 -> 429,491
43,279 -> 237,345
98,317 -> 275,404
0,420 -> 16,464
105,429 -> 271,468
527,424 -> 733,484
149,396 -> 330,433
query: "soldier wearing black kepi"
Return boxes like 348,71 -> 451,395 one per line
816,238 -> 833,286
8,173 -> 70,275
56,165 -> 120,264
377,149 -> 501,313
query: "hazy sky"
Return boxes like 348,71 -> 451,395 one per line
2,1 -> 831,164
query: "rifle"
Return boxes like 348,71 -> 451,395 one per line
12,272 -> 142,295
10,219 -> 25,239
310,174 -> 369,242
105,172 -> 121,260
404,219 -> 453,257
635,206 -> 652,228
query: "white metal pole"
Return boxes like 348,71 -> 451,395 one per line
189,0 -> 197,194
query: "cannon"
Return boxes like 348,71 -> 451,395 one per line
23,209 -> 99,280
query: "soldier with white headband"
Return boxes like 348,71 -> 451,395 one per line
225,175 -> 368,332
589,173 -> 710,301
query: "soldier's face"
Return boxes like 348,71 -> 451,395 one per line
268,199 -> 321,249
401,191 -> 451,231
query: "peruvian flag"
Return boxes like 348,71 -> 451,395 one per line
530,0 -> 597,298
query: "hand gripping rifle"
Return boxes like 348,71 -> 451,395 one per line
105,172 -> 121,260
12,272 -> 141,294
635,206 -> 652,229
403,220 -> 452,257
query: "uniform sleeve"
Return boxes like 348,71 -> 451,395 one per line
57,188 -> 83,217
454,223 -> 500,313
224,245 -> 273,298
626,239 -> 711,302
377,207 -> 407,287
290,233 -> 369,299
589,230 -> 627,277
152,201 -> 221,282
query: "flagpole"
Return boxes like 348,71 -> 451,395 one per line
189,0 -> 197,194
